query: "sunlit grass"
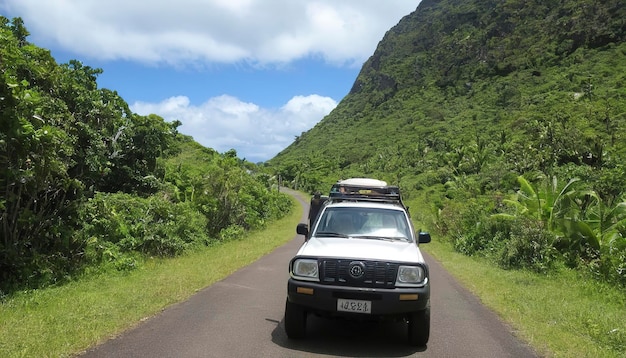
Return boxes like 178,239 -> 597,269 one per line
423,238 -> 626,358
0,196 -> 303,358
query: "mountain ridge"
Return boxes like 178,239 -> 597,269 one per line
270,0 -> 626,196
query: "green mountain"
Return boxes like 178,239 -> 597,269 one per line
269,0 -> 626,300
270,0 -> 626,198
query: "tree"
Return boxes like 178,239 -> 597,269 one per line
9,17 -> 29,47
1,18 -> 83,288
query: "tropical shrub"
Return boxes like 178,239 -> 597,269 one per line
491,175 -> 626,283
496,217 -> 557,273
435,195 -> 496,253
79,192 -> 210,259
219,225 -> 246,242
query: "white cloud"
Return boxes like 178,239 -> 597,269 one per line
1,0 -> 419,161
131,94 -> 337,162
2,0 -> 419,67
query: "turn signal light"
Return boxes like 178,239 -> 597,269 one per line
296,287 -> 314,295
399,294 -> 418,301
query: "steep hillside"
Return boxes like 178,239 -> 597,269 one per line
269,0 -> 626,309
270,0 -> 626,195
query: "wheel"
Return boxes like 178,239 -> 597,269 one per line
408,306 -> 430,346
284,299 -> 307,339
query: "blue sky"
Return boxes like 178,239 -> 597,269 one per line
1,0 -> 420,162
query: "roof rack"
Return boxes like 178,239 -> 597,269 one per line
307,178 -> 409,230
328,178 -> 403,204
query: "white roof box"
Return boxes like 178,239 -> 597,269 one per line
336,178 -> 388,187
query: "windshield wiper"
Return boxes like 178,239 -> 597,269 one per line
352,235 -> 410,242
315,231 -> 350,238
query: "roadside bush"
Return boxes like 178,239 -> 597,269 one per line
219,224 -> 245,242
435,195 -> 495,248
497,217 -> 557,273
122,196 -> 210,256
435,194 -> 558,274
592,236 -> 626,288
236,182 -> 292,230
454,214 -> 513,257
83,240 -> 139,274
79,192 -> 210,261
263,189 -> 293,220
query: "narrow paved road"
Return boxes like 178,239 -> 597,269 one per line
81,189 -> 537,357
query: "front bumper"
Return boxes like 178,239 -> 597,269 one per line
287,278 -> 430,319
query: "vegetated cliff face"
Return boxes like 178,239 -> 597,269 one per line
351,0 -> 625,100
271,0 -> 626,184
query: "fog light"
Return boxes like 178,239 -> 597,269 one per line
399,294 -> 418,301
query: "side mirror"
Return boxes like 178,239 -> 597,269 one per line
418,231 -> 431,244
296,223 -> 309,237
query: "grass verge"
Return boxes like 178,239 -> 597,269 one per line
423,238 -> 626,358
0,196 -> 303,358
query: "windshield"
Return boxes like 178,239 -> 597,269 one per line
313,207 -> 412,242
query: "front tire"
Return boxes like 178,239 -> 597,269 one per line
284,299 -> 307,339
408,306 -> 430,346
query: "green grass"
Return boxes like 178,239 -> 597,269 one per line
422,238 -> 626,358
0,196 -> 303,358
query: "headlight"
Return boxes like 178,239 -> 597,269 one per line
291,258 -> 319,281
396,265 -> 425,286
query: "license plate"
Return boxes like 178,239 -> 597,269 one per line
337,298 -> 371,314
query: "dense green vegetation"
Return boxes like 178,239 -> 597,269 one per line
270,0 -> 626,291
0,197 -> 303,357
0,16 -> 291,295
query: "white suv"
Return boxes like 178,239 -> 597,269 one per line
285,178 -> 431,346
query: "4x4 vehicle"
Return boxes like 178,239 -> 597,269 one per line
284,178 -> 431,346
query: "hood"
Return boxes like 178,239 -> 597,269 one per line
296,236 -> 425,264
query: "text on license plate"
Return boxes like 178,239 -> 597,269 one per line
337,298 -> 371,314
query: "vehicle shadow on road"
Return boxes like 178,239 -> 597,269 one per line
270,315 -> 426,357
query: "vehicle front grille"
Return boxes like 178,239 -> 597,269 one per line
319,259 -> 399,288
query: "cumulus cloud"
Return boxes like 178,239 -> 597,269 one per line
1,0 -> 418,67
1,0 -> 419,161
131,94 -> 337,162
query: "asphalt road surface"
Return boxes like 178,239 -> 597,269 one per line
81,189 -> 538,358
